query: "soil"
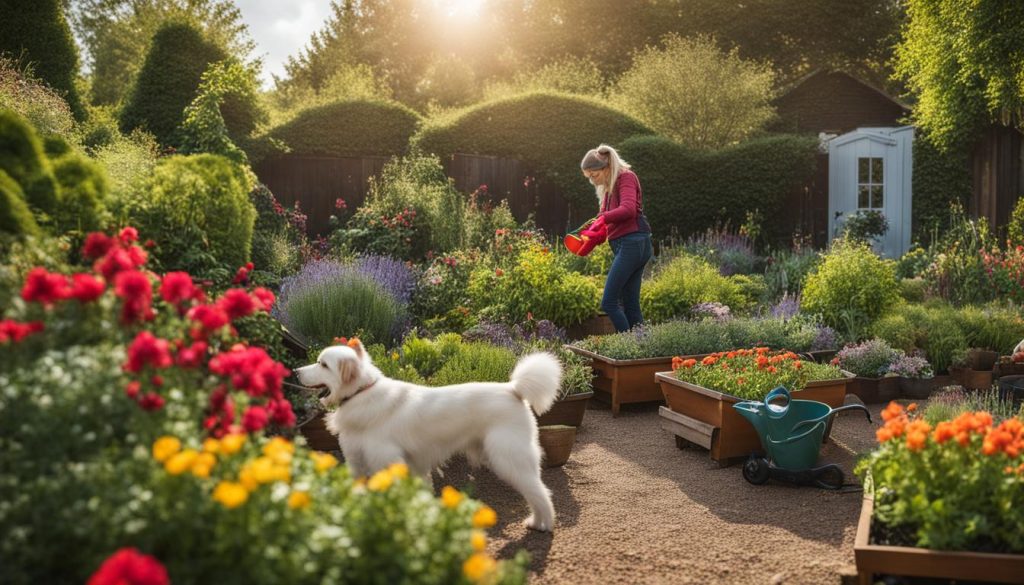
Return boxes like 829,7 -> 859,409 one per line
436,399 -> 884,585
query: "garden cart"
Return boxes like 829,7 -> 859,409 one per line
733,387 -> 872,489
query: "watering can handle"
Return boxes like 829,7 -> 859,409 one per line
764,386 -> 791,419
789,403 -> 874,434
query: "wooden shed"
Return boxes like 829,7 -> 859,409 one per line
772,70 -> 910,136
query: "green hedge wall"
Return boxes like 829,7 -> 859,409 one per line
119,21 -> 228,148
0,109 -> 59,216
267,100 -> 421,159
618,134 -> 819,241
0,169 -> 40,238
412,91 -> 654,207
911,129 -> 972,244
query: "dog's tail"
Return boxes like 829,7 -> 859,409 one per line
510,352 -> 562,415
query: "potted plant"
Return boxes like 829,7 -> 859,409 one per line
535,344 -> 594,427
887,354 -> 935,400
953,347 -> 995,390
854,402 -> 1024,583
538,425 -> 576,468
832,339 -> 902,403
656,348 -> 851,463
967,347 -> 999,371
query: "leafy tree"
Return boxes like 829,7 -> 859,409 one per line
179,58 -> 266,163
118,20 -> 228,147
895,0 -> 1024,150
71,0 -> 254,106
0,0 -> 85,119
483,56 -> 606,100
611,35 -> 776,149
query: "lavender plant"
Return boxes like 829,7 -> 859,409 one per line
888,353 -> 934,379
834,338 -> 902,378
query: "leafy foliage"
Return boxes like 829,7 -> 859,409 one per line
266,99 -> 420,160
178,58 -> 266,163
0,169 -> 40,239
0,110 -> 60,219
641,253 -> 751,322
0,57 -> 75,139
801,238 -> 900,333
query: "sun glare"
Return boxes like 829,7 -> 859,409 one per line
438,0 -> 485,19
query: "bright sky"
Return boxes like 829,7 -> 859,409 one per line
234,0 -> 335,89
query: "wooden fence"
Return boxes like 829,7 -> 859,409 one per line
254,153 -> 579,238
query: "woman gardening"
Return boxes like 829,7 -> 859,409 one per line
580,144 -> 653,332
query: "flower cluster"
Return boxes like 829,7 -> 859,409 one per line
0,318 -> 43,344
672,347 -> 844,400
87,547 -> 169,585
832,338 -> 902,378
887,353 -> 934,379
982,243 -> 1024,304
692,301 -> 732,321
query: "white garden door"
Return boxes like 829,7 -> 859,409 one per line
827,127 -> 914,258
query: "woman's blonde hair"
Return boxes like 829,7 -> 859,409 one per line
580,144 -> 631,206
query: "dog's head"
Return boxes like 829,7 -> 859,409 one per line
295,339 -> 369,409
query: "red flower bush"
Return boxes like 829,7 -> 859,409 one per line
87,548 -> 169,585
70,274 -> 106,303
0,319 -> 44,344
125,332 -> 173,373
159,272 -> 198,307
217,288 -> 257,320
21,268 -> 70,305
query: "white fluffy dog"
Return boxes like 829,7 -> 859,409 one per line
295,340 -> 562,531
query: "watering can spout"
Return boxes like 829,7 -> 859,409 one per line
733,401 -> 767,436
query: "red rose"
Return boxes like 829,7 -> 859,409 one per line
21,268 -> 71,305
138,392 -> 165,411
118,227 -> 139,244
87,548 -> 169,585
124,332 -> 173,373
125,381 -> 141,399
242,405 -> 269,432
251,287 -> 275,311
82,232 -> 115,260
0,319 -> 44,344
95,248 -> 136,281
268,398 -> 296,427
187,304 -> 230,334
159,272 -> 196,306
217,288 -> 257,320
69,273 -> 106,303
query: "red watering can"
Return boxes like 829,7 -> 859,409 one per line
563,215 -> 607,257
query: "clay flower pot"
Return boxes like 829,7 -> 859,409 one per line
538,425 -> 576,468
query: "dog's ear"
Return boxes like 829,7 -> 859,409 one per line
336,353 -> 360,385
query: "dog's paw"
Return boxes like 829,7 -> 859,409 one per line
524,514 -> 553,532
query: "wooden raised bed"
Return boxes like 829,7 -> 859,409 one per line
298,414 -> 340,453
565,346 -> 690,416
854,495 -> 1024,585
565,314 -> 616,341
847,376 -> 900,404
536,391 -> 593,427
656,371 -> 852,463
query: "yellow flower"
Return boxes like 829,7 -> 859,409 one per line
367,469 -> 393,491
441,486 -> 464,508
310,452 -> 338,473
164,449 -> 199,475
472,506 -> 497,528
202,438 -> 221,454
152,436 -> 181,462
263,437 -> 294,465
287,490 -> 311,510
250,456 -> 279,484
387,462 -> 408,479
462,552 -> 496,581
391,351 -> 399,361
239,466 -> 258,492
471,530 -> 487,552
213,481 -> 249,509
220,433 -> 246,455
191,452 -> 217,478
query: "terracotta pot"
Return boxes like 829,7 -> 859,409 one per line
854,495 -> 1024,584
298,413 -> 339,453
656,371 -> 851,463
565,345 -> 681,416
899,377 -> 937,400
967,349 -> 999,371
847,376 -> 901,404
565,314 -> 617,341
538,425 -> 576,468
536,391 -> 593,427
962,368 -> 994,390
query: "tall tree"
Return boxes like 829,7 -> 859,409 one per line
71,0 -> 254,106
0,0 -> 85,120
118,20 -> 228,147
895,0 -> 1024,150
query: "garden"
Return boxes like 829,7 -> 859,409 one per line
3,1 -> 1024,584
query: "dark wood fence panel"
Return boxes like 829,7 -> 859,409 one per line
971,125 -> 1023,230
255,155 -> 389,237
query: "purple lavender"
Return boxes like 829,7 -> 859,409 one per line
513,319 -> 567,343
685,228 -> 757,276
462,321 -> 518,349
811,325 -> 839,352
888,354 -> 934,379
354,254 -> 419,305
770,295 -> 800,319
692,302 -> 732,321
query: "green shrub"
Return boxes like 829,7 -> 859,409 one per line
92,129 -> 160,217
922,203 -> 995,305
872,303 -> 972,373
0,56 -> 75,139
872,312 -> 918,353
0,0 -> 84,120
413,91 -> 653,208
801,238 -> 900,332
432,342 -> 519,386
123,154 -> 255,276
0,170 -> 39,238
1008,195 -> 1024,248
834,339 -> 902,378
50,151 -> 109,233
910,127 -> 972,244
641,253 -> 748,322
763,246 -> 821,299
0,109 -> 59,216
899,278 -> 928,303
618,134 -> 818,243
119,21 -> 228,147
463,188 -> 518,251
267,99 -> 420,159
178,58 -> 265,163
895,246 -> 930,279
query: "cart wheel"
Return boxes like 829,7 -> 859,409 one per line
742,456 -> 770,485
813,465 -> 844,490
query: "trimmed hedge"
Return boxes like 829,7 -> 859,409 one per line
266,100 -> 421,159
0,0 -> 84,120
412,91 -> 654,207
618,134 -> 819,241
51,152 -> 109,233
0,109 -> 59,216
0,169 -> 40,237
119,21 -> 228,148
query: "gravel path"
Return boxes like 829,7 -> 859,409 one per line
438,399 -> 884,585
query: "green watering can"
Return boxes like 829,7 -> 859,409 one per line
733,387 -> 872,489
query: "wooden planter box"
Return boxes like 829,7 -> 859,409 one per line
899,376 -> 938,400
854,495 -> 1024,585
847,376 -> 900,404
565,345 -> 685,416
995,360 -> 1024,378
298,413 -> 340,453
967,348 -> 999,371
655,371 -> 852,463
962,368 -> 995,390
565,314 -> 616,341
804,349 -> 838,364
536,391 -> 593,427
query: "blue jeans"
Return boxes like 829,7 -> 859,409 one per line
602,231 -> 653,332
